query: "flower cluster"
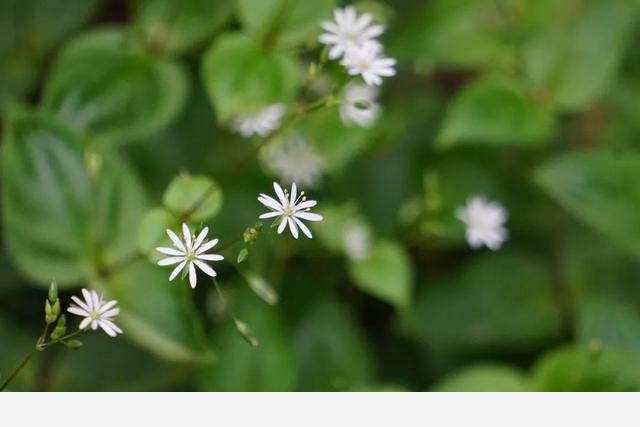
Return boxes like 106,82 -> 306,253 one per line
340,83 -> 380,128
320,6 -> 396,86
263,135 -> 326,188
232,103 -> 286,138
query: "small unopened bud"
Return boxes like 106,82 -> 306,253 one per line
50,315 -> 67,340
243,228 -> 258,244
246,274 -> 278,306
237,248 -> 249,264
48,280 -> 58,303
45,300 -> 60,324
64,340 -> 83,350
234,319 -> 259,348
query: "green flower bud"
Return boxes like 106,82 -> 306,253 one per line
50,315 -> 67,340
44,300 -> 60,324
234,319 -> 259,348
237,248 -> 249,264
48,280 -> 58,303
64,340 -> 83,350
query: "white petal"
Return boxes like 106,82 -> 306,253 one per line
294,217 -> 313,239
81,289 -> 94,311
71,296 -> 91,313
97,300 -> 117,314
167,229 -> 186,252
197,253 -> 224,261
259,211 -> 282,219
91,320 -> 99,330
157,256 -> 185,266
194,260 -> 217,277
79,317 -> 92,330
277,218 -> 288,234
295,200 -> 317,210
169,260 -> 187,281
196,238 -> 219,255
156,247 -> 185,256
258,194 -> 284,212
273,182 -> 288,206
288,217 -> 299,239
182,223 -> 193,251
100,308 -> 120,318
98,321 -> 117,337
290,182 -> 297,205
101,319 -> 122,335
294,211 -> 323,221
192,227 -> 209,252
68,306 -> 89,317
188,263 -> 197,288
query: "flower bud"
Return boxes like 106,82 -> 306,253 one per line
45,299 -> 60,324
237,248 -> 249,264
243,227 -> 258,245
234,319 -> 259,348
48,280 -> 58,303
50,315 -> 67,340
64,340 -> 83,350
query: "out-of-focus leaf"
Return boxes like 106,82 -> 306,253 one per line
137,208 -> 175,257
201,32 -> 299,122
315,203 -> 370,254
531,346 -> 640,391
577,296 -> 640,352
131,0 -> 233,54
535,150 -> 640,258
431,364 -> 527,392
236,0 -> 335,49
0,0 -> 101,110
411,251 -> 562,353
437,76 -> 553,148
109,261 -> 214,364
198,286 -> 295,391
523,0 -> 639,111
348,240 -> 412,310
162,173 -> 223,222
390,0 -> 518,70
2,108 -> 147,287
42,28 -> 188,147
50,334 -> 184,391
293,300 -> 373,391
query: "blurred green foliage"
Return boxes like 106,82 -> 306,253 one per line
2,0 -> 640,392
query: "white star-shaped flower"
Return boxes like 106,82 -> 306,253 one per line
264,136 -> 326,188
341,43 -> 396,86
68,289 -> 122,337
319,6 -> 385,60
258,182 -> 323,239
156,223 -> 224,288
456,196 -> 508,251
232,104 -> 286,138
340,83 -> 381,127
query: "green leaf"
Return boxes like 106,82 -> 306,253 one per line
577,296 -> 640,353
0,0 -> 102,110
531,346 -> 640,391
437,76 -> 553,148
2,108 -> 147,287
236,0 -> 335,49
198,286 -> 295,391
42,27 -> 188,147
523,0 -> 639,111
137,208 -> 175,256
131,0 -> 233,54
109,260 -> 214,364
410,251 -> 562,354
201,32 -> 299,122
535,150 -> 640,258
348,240 -> 413,310
432,364 -> 528,392
162,173 -> 223,222
315,203 -> 369,253
293,300 -> 373,391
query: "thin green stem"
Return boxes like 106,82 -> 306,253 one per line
41,330 -> 83,349
0,351 -> 34,392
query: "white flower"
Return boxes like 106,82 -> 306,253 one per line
319,6 -> 385,60
342,223 -> 371,261
156,223 -> 224,288
258,182 -> 323,239
264,136 -> 326,188
340,83 -> 381,127
232,104 -> 286,138
341,43 -> 396,86
67,289 -> 122,337
456,196 -> 508,250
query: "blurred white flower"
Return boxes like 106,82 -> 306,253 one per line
341,43 -> 396,86
67,289 -> 122,337
156,223 -> 224,288
264,136 -> 326,188
319,6 -> 384,60
232,104 -> 286,138
340,83 -> 381,127
258,182 -> 323,239
342,223 -> 372,261
456,196 -> 508,250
